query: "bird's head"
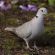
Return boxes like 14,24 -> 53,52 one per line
36,8 -> 47,16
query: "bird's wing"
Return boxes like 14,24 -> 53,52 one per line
15,21 -> 32,38
26,31 -> 32,38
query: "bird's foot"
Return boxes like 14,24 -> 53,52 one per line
33,46 -> 44,55
32,45 -> 40,54
33,44 -> 39,50
24,46 -> 33,51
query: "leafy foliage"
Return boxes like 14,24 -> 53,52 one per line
48,0 -> 55,6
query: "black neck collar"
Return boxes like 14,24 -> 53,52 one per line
35,16 -> 38,18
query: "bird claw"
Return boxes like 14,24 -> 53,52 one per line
24,47 -> 33,51
32,45 -> 39,50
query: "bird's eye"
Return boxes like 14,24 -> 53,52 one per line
41,10 -> 43,12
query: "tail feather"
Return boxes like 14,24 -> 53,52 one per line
4,27 -> 15,32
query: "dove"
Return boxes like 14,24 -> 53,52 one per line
5,7 -> 47,49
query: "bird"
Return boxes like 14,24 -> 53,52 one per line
4,7 -> 47,50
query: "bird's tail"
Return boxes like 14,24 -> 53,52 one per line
4,27 -> 15,32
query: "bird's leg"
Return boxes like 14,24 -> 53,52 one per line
33,41 -> 40,54
24,38 -> 33,50
33,41 -> 43,54
33,41 -> 40,51
33,42 -> 39,50
24,38 -> 30,49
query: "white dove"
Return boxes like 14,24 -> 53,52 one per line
5,7 -> 47,49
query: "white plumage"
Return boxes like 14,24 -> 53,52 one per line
5,8 -> 47,49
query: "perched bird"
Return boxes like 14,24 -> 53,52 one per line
5,8 -> 47,49
19,4 -> 37,11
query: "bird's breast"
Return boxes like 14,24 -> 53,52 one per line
31,18 -> 44,36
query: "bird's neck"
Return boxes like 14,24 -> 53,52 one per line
36,11 -> 44,18
35,14 -> 44,24
36,14 -> 44,20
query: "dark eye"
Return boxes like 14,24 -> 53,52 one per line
41,10 -> 43,12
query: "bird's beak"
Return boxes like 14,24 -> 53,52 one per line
44,14 -> 47,16
44,13 -> 48,17
44,14 -> 47,18
44,14 -> 49,21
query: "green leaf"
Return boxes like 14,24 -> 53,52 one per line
48,0 -> 55,6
